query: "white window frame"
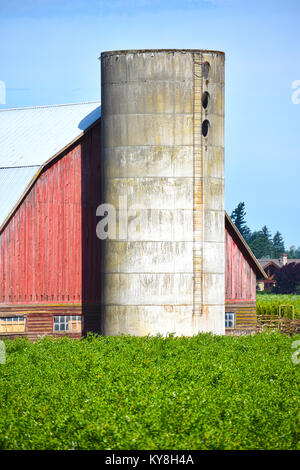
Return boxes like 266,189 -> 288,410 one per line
225,312 -> 235,329
53,315 -> 82,333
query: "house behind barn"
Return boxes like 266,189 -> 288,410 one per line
257,254 -> 300,291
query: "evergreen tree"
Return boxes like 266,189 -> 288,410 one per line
288,245 -> 297,259
229,202 -> 298,260
272,231 -> 285,258
230,202 -> 251,242
249,226 -> 273,258
261,225 -> 272,241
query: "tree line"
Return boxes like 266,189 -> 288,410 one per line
230,202 -> 300,259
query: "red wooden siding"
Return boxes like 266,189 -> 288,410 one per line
225,227 -> 256,302
0,121 -> 101,306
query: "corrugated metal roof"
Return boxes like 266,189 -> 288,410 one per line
0,101 -> 101,168
0,101 -> 101,228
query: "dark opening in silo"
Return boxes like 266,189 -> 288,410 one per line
203,61 -> 210,79
202,119 -> 210,137
201,91 -> 210,109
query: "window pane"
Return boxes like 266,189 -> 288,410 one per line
225,313 -> 234,328
53,315 -> 82,333
0,316 -> 25,333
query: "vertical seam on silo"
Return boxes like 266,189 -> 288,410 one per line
192,52 -> 203,316
200,52 -> 204,318
193,53 -> 196,316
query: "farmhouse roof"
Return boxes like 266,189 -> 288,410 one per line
258,259 -> 300,269
0,101 -> 101,230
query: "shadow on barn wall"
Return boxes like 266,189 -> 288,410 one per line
81,120 -> 103,335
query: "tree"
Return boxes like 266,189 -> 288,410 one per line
249,233 -> 270,258
289,245 -> 296,258
287,245 -> 300,259
230,202 -> 251,242
248,226 -> 273,258
229,202 -> 297,260
274,263 -> 300,294
272,231 -> 285,258
261,225 -> 272,242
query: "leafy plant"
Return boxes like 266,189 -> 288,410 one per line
257,293 -> 300,318
0,333 -> 299,450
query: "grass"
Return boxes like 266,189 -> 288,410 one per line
0,332 -> 299,450
257,293 -> 300,318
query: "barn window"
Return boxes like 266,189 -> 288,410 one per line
53,315 -> 82,333
225,313 -> 235,329
0,316 -> 25,333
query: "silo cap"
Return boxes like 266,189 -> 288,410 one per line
99,49 -> 225,60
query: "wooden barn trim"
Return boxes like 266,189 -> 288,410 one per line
0,303 -> 101,340
225,301 -> 257,335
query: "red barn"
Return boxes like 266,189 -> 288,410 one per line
0,103 -> 266,339
225,214 -> 266,334
0,103 -> 102,340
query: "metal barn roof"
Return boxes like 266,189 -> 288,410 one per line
0,101 -> 101,228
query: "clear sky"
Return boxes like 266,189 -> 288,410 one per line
1,0 -> 299,248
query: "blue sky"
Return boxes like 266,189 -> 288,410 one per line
1,0 -> 299,248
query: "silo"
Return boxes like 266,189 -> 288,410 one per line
100,49 -> 225,336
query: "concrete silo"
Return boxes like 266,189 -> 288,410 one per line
100,49 -> 225,336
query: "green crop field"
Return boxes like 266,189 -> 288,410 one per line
257,293 -> 300,318
0,332 -> 299,450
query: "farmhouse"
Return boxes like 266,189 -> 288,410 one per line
0,50 -> 267,340
257,254 -> 300,291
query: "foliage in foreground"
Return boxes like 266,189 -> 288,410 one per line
257,293 -> 300,318
0,332 -> 299,450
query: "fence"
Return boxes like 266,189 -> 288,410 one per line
256,315 -> 300,336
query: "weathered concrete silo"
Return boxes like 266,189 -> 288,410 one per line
100,49 -> 225,336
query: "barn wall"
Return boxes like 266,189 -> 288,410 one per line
225,226 -> 257,334
225,227 -> 256,302
1,144 -> 82,304
0,122 -> 101,339
0,122 -> 101,305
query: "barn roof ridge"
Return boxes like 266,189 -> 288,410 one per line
0,164 -> 39,169
0,100 -> 101,113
